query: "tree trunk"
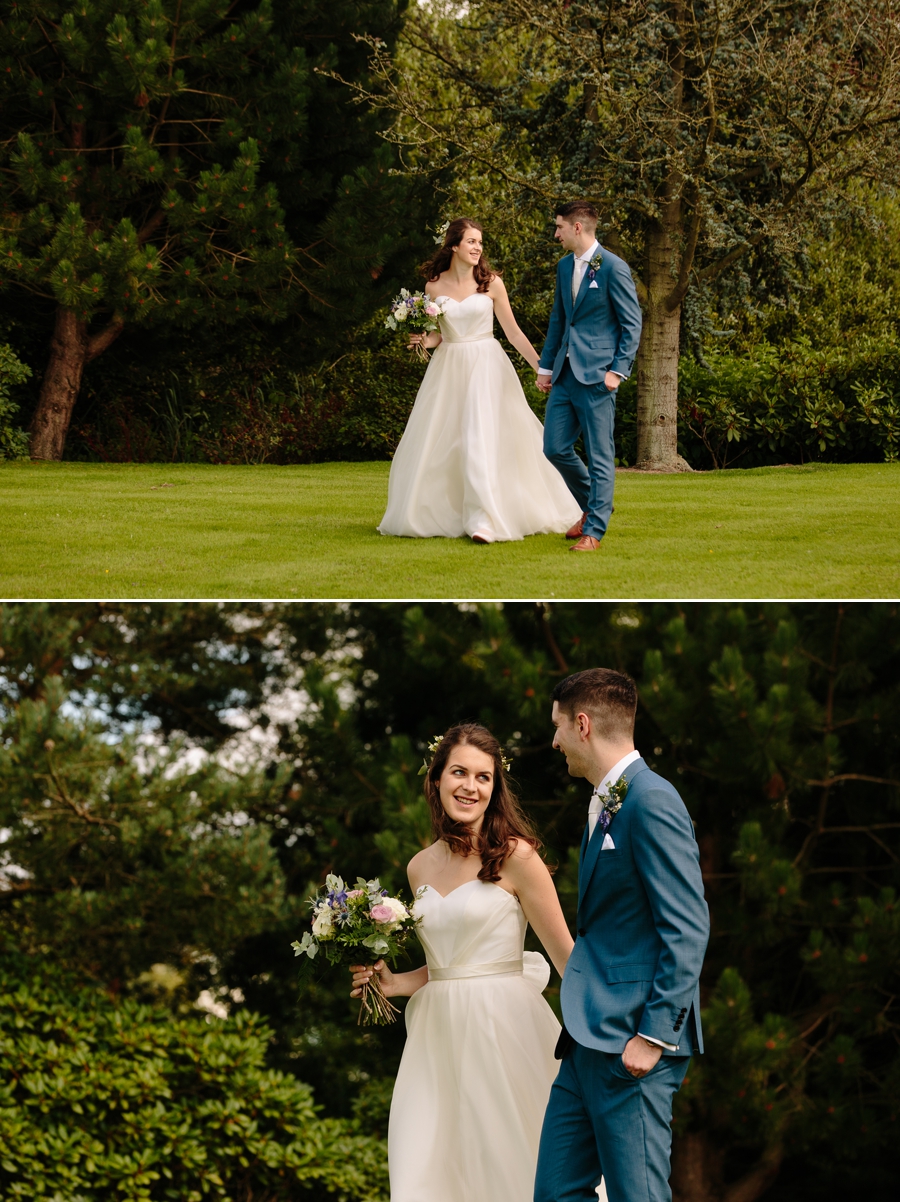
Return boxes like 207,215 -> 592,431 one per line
29,307 -> 124,460
635,221 -> 693,471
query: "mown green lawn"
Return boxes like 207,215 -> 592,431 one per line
0,460 -> 897,599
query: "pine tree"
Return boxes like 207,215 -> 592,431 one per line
0,0 -> 412,459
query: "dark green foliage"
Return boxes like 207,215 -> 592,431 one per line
0,0 -> 434,452
0,951 -> 388,1201
0,342 -> 30,458
0,0 -> 306,328
68,319 -> 428,463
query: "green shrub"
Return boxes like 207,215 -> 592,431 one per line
0,343 -> 30,460
675,338 -> 900,468
0,954 -> 388,1202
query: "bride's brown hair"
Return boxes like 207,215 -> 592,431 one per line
423,722 -> 541,883
422,218 -> 497,294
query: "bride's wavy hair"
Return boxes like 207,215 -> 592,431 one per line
422,218 -> 497,294
423,722 -> 542,883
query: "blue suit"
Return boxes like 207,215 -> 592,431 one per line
540,246 -> 642,541
534,758 -> 709,1202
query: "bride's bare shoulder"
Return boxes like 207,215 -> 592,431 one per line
424,274 -> 446,298
408,842 -> 441,889
487,273 -> 507,297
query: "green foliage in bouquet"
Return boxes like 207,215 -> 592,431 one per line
0,950 -> 389,1202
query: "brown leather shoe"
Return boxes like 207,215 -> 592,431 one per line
566,512 -> 588,539
569,535 -> 601,552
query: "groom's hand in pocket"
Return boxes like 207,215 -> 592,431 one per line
622,1035 -> 662,1079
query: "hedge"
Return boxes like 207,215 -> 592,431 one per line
0,955 -> 388,1202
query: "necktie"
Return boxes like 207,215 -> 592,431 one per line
572,255 -> 585,301
587,788 -> 605,838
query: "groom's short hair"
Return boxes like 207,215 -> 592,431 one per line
552,668 -> 637,739
556,201 -> 598,230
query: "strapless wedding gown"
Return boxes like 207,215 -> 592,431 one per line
378,293 -> 581,541
389,880 -> 607,1202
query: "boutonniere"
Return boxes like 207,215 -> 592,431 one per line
588,252 -> 603,279
597,774 -> 627,835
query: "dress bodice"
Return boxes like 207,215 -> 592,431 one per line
414,879 -> 550,988
435,292 -> 494,343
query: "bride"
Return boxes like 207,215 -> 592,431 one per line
350,723 -> 608,1202
377,219 -> 581,543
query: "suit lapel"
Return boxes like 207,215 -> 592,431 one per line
571,244 -> 601,316
577,757 -> 649,907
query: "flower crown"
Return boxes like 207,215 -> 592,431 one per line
418,734 -> 512,776
433,220 -> 450,245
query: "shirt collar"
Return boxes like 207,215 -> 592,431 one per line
591,749 -> 641,804
575,239 -> 600,264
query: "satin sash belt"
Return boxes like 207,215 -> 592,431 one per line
441,333 -> 495,344
428,959 -> 524,980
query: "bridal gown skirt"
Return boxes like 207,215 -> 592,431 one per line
389,880 -> 608,1202
378,293 -> 581,541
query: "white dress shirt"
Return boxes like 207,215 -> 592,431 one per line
587,748 -> 679,1053
537,239 -> 625,382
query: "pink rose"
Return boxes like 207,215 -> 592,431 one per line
370,905 -> 395,923
346,889 -> 365,898
424,303 -> 440,317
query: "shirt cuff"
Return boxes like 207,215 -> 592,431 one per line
638,1032 -> 679,1052
609,371 -> 626,381
537,368 -> 552,377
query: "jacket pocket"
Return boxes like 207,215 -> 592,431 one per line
606,963 -> 655,984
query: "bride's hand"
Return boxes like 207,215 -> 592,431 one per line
349,959 -> 396,998
408,332 -> 441,350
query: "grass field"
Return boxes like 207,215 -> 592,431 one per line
0,460 -> 897,599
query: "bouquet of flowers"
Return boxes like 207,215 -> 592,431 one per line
385,289 -> 447,360
291,874 -> 420,1025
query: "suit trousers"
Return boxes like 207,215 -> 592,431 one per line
542,362 -> 616,541
533,1040 -> 690,1202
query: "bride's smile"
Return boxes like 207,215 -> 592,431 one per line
438,745 -> 494,832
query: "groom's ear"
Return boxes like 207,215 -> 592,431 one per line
576,711 -> 592,740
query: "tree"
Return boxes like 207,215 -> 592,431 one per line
0,0 -> 413,460
0,951 -> 389,1201
352,0 -> 900,468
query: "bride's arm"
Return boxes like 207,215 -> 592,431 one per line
502,840 -> 575,979
488,276 -> 540,372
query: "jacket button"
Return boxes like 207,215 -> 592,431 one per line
578,928 -> 587,937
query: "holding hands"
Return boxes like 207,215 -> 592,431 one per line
534,369 -> 622,394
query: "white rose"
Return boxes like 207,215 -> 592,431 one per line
312,910 -> 334,938
395,307 -> 408,322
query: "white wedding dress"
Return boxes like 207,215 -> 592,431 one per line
389,880 -> 608,1202
378,293 -> 581,541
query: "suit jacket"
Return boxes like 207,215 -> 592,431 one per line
560,757 -> 709,1055
539,245 -> 642,385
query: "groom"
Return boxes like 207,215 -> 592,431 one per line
536,202 -> 642,552
534,668 -> 709,1202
